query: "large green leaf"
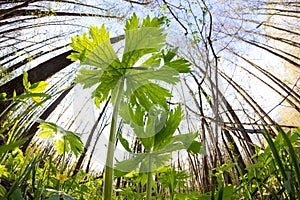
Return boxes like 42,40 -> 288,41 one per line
0,137 -> 28,154
92,71 -> 122,107
38,121 -> 84,157
73,68 -> 103,89
118,132 -> 132,153
84,36 -> 120,70
153,106 -> 183,151
68,25 -> 117,66
69,14 -> 191,110
122,14 -> 166,68
114,154 -> 146,177
129,83 -> 172,112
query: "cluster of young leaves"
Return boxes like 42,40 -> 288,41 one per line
115,105 -> 203,177
37,120 -> 84,157
234,127 -> 300,199
0,71 -> 49,105
0,71 -> 50,198
22,71 -> 49,104
158,166 -> 189,200
0,147 -> 102,199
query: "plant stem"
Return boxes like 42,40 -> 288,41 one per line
103,77 -> 124,200
146,153 -> 152,200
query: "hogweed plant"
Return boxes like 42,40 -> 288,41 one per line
68,13 -> 201,199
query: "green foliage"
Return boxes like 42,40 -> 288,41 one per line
159,166 -> 189,200
115,106 -> 202,176
116,105 -> 202,200
68,13 -> 192,199
2,11 -> 299,200
22,71 -> 49,104
0,71 -> 94,199
234,127 -> 300,199
68,13 -> 190,109
37,120 -> 84,157
0,71 -> 49,108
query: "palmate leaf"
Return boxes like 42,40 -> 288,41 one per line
73,68 -> 103,89
37,120 -> 84,157
118,132 -> 132,153
68,25 -> 116,66
153,106 -> 183,151
93,71 -> 122,107
84,38 -> 120,70
69,25 -> 121,106
114,153 -> 146,177
122,14 -> 166,68
139,106 -> 167,152
129,83 -> 172,111
69,14 -> 191,110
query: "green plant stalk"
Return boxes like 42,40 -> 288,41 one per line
278,126 -> 300,198
57,140 -> 66,191
104,77 -> 125,200
169,168 -> 175,200
217,185 -> 224,200
146,153 -> 152,200
263,128 -> 293,198
263,130 -> 287,179
279,127 -> 300,181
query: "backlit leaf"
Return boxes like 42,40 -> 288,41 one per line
122,14 -> 166,69
154,106 -> 183,151
37,130 -> 53,138
73,68 -> 102,88
28,81 -> 48,93
114,154 -> 146,177
38,121 -> 83,156
68,25 -> 112,64
0,93 -> 7,100
118,132 -> 132,153
23,71 -> 29,90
